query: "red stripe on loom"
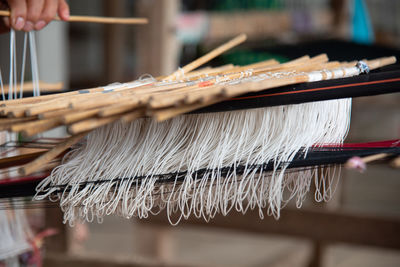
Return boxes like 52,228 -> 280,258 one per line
315,140 -> 400,148
230,77 -> 400,100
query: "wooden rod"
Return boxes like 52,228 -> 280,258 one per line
151,96 -> 225,122
98,101 -> 139,117
120,109 -> 146,123
165,34 -> 247,80
0,151 -> 46,169
18,132 -> 87,176
12,118 -> 61,137
0,116 -> 36,131
67,114 -> 122,135
39,108 -> 72,119
2,81 -> 63,94
361,153 -> 390,163
62,108 -> 101,124
0,10 -> 148,24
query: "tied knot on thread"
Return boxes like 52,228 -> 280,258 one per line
356,61 -> 370,74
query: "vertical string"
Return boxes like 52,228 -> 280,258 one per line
0,68 -> 4,101
29,32 -> 40,97
8,29 -> 15,100
19,33 -> 28,99
13,33 -> 17,100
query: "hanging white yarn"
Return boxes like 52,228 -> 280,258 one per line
35,97 -> 351,225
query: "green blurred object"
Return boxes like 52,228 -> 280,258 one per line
214,0 -> 282,11
220,50 -> 289,66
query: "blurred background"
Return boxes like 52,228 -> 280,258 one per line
0,0 -> 399,266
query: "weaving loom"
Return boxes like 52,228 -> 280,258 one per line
0,33 -> 399,228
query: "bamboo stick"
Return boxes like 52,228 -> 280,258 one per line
0,117 -> 36,131
39,108 -> 73,119
68,92 -> 139,110
98,100 -> 140,117
25,98 -> 71,116
68,114 -> 123,135
181,60 -> 279,81
2,81 -> 63,94
0,151 -> 46,169
121,109 -> 146,123
5,107 -> 29,117
243,59 -> 280,69
345,153 -> 392,171
1,86 -> 103,107
366,56 -> 397,70
165,34 -> 247,80
361,153 -> 390,163
62,108 -> 102,124
11,118 -> 61,137
0,10 -> 148,24
18,132 -> 87,176
0,116 -> 36,124
4,92 -> 92,117
180,64 -> 235,79
152,96 -> 225,122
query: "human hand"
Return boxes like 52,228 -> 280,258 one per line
5,0 -> 70,32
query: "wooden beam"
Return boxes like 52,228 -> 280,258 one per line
104,0 -> 126,82
135,0 -> 179,76
141,208 -> 400,250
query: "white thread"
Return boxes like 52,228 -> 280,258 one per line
19,33 -> 28,99
307,71 -> 323,82
35,98 -> 351,225
0,68 -> 4,101
8,30 -> 15,100
324,70 -> 333,80
332,68 -> 344,78
29,32 -> 40,97
342,67 -> 360,78
102,82 -> 125,92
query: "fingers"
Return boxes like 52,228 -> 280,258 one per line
58,0 -> 69,21
36,0 -> 58,30
6,0 -> 69,32
7,0 -> 27,31
25,0 -> 44,31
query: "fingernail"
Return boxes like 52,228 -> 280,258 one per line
23,21 -> 34,32
63,9 -> 70,20
35,20 -> 46,30
14,17 -> 24,30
